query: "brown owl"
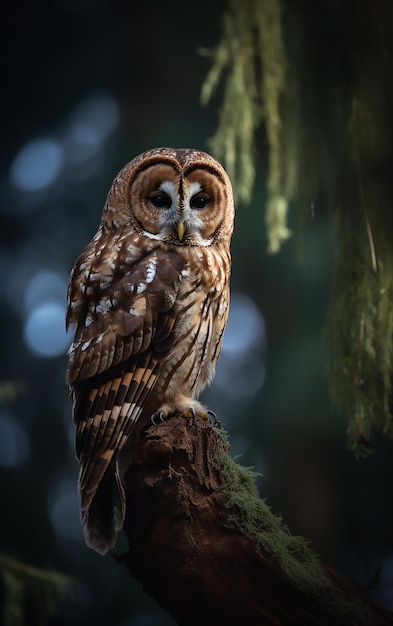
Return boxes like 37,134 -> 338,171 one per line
66,147 -> 234,554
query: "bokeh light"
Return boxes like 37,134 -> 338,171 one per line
222,292 -> 266,356
64,94 -> 119,167
213,292 -> 266,400
24,301 -> 70,357
70,94 -> 119,144
48,476 -> 81,542
22,270 -> 70,357
214,353 -> 265,398
10,139 -> 63,192
0,411 -> 30,468
24,269 -> 68,314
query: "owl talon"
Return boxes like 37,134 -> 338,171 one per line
207,410 -> 220,427
151,410 -> 165,426
184,406 -> 196,425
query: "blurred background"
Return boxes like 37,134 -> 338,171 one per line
1,1 -> 393,624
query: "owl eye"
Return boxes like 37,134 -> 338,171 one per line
150,192 -> 171,209
190,194 -> 209,210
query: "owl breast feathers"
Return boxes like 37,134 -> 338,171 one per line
66,147 -> 234,554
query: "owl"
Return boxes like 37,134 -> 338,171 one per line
66,147 -> 234,555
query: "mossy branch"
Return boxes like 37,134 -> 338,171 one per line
117,417 -> 392,625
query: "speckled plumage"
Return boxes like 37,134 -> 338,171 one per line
66,147 -> 234,554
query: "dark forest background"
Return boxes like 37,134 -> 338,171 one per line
1,1 -> 393,625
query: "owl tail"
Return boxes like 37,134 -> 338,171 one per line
81,467 -> 126,555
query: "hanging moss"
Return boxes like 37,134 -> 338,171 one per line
329,76 -> 393,453
201,0 -> 290,253
201,0 -> 393,453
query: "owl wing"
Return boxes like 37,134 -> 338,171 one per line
66,248 -> 185,553
66,247 -> 185,384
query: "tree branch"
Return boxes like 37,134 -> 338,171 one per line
117,416 -> 393,625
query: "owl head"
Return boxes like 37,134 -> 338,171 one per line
100,147 -> 234,248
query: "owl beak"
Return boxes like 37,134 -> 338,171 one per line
177,221 -> 186,242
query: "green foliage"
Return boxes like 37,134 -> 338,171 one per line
0,554 -> 74,626
214,435 -> 371,624
202,0 -> 393,453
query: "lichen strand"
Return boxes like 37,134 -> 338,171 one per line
329,91 -> 393,455
212,430 -> 372,625
200,0 -> 289,253
202,0 -> 393,453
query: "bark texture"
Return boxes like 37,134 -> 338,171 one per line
117,416 -> 393,626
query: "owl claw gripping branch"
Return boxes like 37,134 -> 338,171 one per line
66,148 -> 234,555
150,405 -> 219,428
